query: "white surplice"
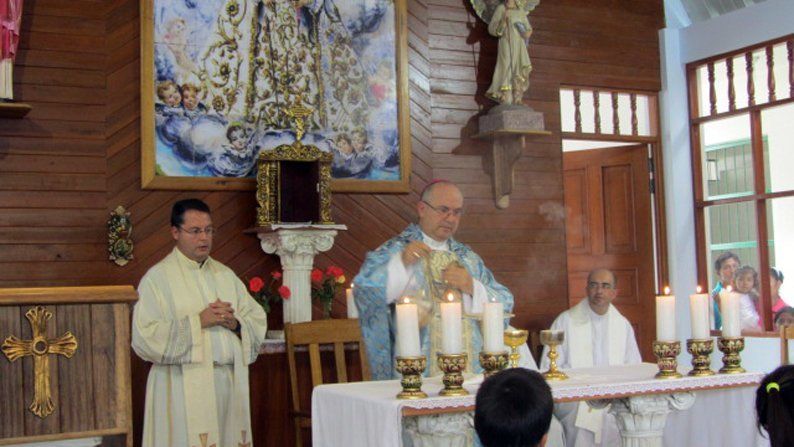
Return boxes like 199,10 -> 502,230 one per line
132,248 -> 267,447
541,299 -> 641,447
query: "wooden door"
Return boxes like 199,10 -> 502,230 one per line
563,144 -> 656,360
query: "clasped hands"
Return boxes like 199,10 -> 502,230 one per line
200,299 -> 239,330
401,241 -> 474,295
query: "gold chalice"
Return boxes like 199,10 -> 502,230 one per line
540,330 -> 568,381
503,329 -> 528,368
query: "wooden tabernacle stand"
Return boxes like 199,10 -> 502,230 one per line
0,286 -> 137,447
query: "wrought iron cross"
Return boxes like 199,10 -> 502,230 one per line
1,306 -> 78,418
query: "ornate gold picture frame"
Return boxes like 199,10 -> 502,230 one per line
140,0 -> 411,193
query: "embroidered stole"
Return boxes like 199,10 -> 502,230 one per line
568,299 -> 627,443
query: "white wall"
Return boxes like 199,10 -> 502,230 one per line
660,0 -> 794,372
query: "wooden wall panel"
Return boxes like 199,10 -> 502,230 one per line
0,0 -> 662,445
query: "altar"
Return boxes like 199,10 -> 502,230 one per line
312,363 -> 767,447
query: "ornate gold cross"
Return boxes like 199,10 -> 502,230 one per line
285,94 -> 314,142
1,306 -> 78,418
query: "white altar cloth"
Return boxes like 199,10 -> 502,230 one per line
312,363 -> 765,447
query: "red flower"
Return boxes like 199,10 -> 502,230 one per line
249,277 -> 265,293
311,268 -> 324,283
271,271 -> 283,279
326,265 -> 344,279
278,285 -> 291,299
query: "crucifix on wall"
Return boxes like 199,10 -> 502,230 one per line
1,306 -> 78,418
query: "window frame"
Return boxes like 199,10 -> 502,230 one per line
687,34 -> 794,332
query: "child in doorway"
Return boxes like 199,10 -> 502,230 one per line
734,265 -> 764,333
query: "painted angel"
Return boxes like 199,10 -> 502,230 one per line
471,0 -> 539,105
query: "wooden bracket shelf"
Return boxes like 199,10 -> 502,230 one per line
0,102 -> 32,118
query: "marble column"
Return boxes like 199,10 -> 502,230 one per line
594,392 -> 696,447
257,227 -> 344,323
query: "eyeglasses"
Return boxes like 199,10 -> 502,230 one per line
421,200 -> 464,217
587,281 -> 614,290
178,226 -> 215,236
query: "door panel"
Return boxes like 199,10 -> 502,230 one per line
563,145 -> 655,360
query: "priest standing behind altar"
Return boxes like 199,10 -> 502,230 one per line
353,180 -> 514,379
132,199 -> 267,447
540,268 -> 641,447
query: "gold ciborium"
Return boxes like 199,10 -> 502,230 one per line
437,353 -> 469,396
540,330 -> 568,381
717,337 -> 746,374
395,356 -> 428,399
503,329 -> 528,368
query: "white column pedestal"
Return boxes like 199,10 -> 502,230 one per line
590,392 -> 696,447
256,225 -> 346,324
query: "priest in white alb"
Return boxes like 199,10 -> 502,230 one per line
132,199 -> 267,447
541,268 -> 642,447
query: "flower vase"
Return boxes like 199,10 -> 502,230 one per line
322,300 -> 333,319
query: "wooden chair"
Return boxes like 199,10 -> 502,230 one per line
780,325 -> 794,364
285,318 -> 371,447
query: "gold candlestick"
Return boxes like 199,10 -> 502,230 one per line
652,340 -> 683,379
540,329 -> 568,381
437,353 -> 469,396
503,329 -> 528,368
686,338 -> 715,376
395,356 -> 428,399
718,337 -> 746,374
479,351 -> 509,379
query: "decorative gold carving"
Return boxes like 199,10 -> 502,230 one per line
395,355 -> 428,399
437,353 -> 469,396
2,306 -> 78,418
479,351 -> 509,379
687,338 -> 716,376
652,340 -> 683,379
285,95 -> 314,142
108,205 -> 134,266
718,337 -> 746,374
256,140 -> 334,226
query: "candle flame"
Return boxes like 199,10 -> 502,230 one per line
447,293 -> 454,302
663,286 -> 671,295
696,285 -> 702,294
726,285 -> 733,293
402,297 -> 410,304
351,283 -> 355,289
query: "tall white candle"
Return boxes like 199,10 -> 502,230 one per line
346,284 -> 358,319
655,286 -> 676,342
396,297 -> 421,357
482,300 -> 504,353
440,293 -> 463,354
720,286 -> 741,338
689,286 -> 710,339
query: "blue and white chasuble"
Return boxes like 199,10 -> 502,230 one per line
353,224 -> 514,380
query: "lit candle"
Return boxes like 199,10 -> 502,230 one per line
396,297 -> 421,357
346,284 -> 358,319
655,286 -> 676,342
482,300 -> 504,353
440,292 -> 463,354
720,286 -> 741,338
689,286 -> 710,339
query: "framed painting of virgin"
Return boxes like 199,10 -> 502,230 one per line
140,0 -> 411,192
